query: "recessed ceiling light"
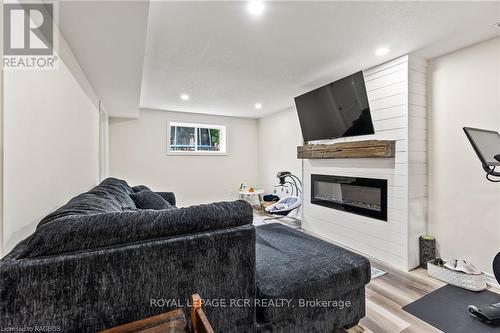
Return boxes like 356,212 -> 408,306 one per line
375,47 -> 390,57
254,103 -> 262,109
247,1 -> 265,17
180,94 -> 190,101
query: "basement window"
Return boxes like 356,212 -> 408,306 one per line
168,122 -> 226,155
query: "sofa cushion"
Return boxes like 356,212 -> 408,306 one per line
155,192 -> 177,207
130,190 -> 174,210
20,200 -> 253,258
36,178 -> 136,229
255,223 -> 370,323
132,185 -> 151,192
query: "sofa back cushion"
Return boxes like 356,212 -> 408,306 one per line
130,190 -> 174,210
132,185 -> 151,192
36,178 -> 136,229
20,200 -> 253,258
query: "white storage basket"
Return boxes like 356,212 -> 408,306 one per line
427,260 -> 486,291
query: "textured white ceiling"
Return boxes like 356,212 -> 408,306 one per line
140,1 -> 500,118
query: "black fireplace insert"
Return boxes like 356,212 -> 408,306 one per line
311,174 -> 387,221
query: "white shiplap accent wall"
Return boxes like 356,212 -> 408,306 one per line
302,55 -> 427,271
407,57 -> 428,269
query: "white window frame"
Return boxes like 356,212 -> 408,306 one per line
168,121 -> 227,156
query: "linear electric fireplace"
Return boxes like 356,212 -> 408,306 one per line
311,174 -> 387,221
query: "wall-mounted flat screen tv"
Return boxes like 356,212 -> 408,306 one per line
294,71 -> 374,142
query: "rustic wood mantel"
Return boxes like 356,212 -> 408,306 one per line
297,140 -> 396,159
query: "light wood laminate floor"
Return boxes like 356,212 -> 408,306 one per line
339,260 -> 500,333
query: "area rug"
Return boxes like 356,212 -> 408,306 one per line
403,285 -> 500,332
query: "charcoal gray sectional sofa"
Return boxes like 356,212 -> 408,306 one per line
0,178 -> 370,332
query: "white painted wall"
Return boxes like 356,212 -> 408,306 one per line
99,105 -> 109,181
258,108 -> 303,196
0,0 -> 4,254
2,35 -> 101,254
109,109 -> 259,207
428,37 -> 500,275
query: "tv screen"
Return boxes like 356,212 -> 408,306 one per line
294,71 -> 374,142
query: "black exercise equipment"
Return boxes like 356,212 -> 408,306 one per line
464,127 -> 500,324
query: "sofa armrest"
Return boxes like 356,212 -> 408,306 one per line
0,224 -> 256,332
155,191 -> 176,206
